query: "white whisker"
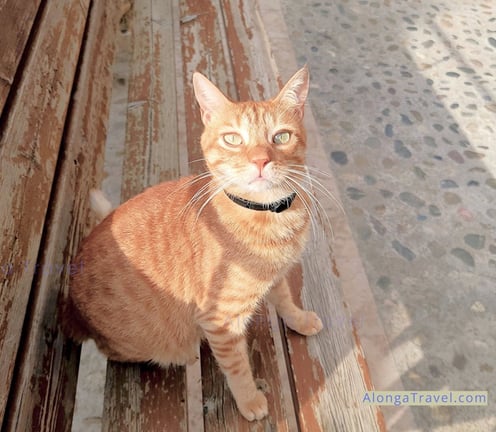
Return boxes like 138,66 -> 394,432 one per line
195,176 -> 238,222
176,172 -> 212,191
180,166 -> 246,221
180,180 -> 214,218
177,160 -> 339,246
188,158 -> 207,165
282,178 -> 319,242
284,175 -> 334,242
286,167 -> 345,216
287,173 -> 338,241
287,163 -> 333,179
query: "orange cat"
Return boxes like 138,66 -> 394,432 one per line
63,66 -> 323,421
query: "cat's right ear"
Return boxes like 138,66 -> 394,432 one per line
274,65 -> 309,119
193,72 -> 230,125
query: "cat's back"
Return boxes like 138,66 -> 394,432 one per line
73,174 -> 204,293
110,175 -> 197,227
83,175 -> 198,245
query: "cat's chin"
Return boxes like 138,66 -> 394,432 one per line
230,184 -> 293,205
245,178 -> 273,193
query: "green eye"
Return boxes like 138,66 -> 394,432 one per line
223,133 -> 243,146
273,131 -> 291,145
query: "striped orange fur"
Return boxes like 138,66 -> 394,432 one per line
63,66 -> 323,421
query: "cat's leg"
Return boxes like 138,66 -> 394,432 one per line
202,323 -> 268,421
267,276 -> 323,336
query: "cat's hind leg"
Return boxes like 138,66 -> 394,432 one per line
267,276 -> 323,336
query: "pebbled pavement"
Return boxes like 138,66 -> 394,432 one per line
281,0 -> 496,431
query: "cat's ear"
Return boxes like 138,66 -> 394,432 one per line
193,72 -> 231,125
275,65 -> 309,118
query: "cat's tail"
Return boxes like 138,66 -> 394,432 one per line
89,188 -> 113,222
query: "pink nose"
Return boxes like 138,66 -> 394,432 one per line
253,158 -> 269,175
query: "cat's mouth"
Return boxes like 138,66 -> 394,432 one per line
215,163 -> 284,194
245,163 -> 280,191
222,169 -> 295,206
250,176 -> 269,184
246,175 -> 275,192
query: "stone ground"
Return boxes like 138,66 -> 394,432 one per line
280,0 -> 495,431
72,1 -> 495,431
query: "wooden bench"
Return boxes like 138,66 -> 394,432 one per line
0,0 -> 385,430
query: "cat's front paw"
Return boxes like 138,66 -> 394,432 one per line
284,310 -> 323,336
236,390 -> 268,421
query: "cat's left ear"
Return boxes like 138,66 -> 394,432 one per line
193,72 -> 231,125
275,65 -> 309,118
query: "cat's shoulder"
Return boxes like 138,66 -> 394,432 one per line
115,175 -> 200,213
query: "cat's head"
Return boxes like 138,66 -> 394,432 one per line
192,67 -> 309,202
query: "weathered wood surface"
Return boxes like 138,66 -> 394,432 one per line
0,0 -> 42,117
103,363 -> 187,432
0,0 -> 91,424
180,0 -> 236,175
2,0 -> 121,430
102,0 -> 188,430
120,0 -> 180,197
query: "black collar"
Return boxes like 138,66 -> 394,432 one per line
224,191 -> 297,213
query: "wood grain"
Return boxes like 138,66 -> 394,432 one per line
0,0 -> 42,117
0,0 -> 91,423
180,0 -> 236,175
103,362 -> 187,432
2,1 -> 121,430
120,0 -> 180,199
102,0 -> 187,429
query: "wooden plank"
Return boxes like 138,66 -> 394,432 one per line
2,1 -> 121,430
0,0 -> 42,117
284,261 -> 383,431
120,0 -> 180,198
103,362 -> 187,432
219,0 -> 279,102
175,2 -> 205,429
180,1 -> 294,430
0,0 -> 91,424
102,0 -> 187,429
180,0 -> 236,175
201,305 -> 291,431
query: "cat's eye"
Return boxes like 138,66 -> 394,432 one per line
223,133 -> 243,146
273,131 -> 291,145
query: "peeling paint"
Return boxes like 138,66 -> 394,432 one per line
1,0 -> 118,428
